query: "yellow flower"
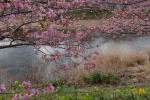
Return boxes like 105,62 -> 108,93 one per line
39,20 -> 47,30
131,88 -> 145,95
14,81 -> 19,84
138,88 -> 145,95
19,84 -> 22,88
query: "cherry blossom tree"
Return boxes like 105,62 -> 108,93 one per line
0,0 -> 150,61
0,1 -> 150,97
100,0 -> 150,38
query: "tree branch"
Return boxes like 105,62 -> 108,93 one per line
0,43 -> 34,49
0,10 -> 32,18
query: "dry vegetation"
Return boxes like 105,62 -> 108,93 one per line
58,42 -> 150,86
92,44 -> 150,85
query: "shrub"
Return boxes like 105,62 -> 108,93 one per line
83,71 -> 118,84
103,73 -> 119,84
83,72 -> 103,84
51,79 -> 66,87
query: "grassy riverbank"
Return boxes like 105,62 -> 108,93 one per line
1,84 -> 150,100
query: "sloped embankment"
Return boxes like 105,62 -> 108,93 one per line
93,37 -> 150,85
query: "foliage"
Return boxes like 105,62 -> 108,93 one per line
83,71 -> 119,84
65,9 -> 112,19
1,83 -> 150,100
0,1 -> 150,99
51,79 -> 66,87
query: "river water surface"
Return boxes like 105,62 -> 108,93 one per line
0,36 -> 150,83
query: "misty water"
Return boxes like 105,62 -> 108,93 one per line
0,36 -> 150,83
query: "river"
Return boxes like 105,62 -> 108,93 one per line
0,36 -> 150,83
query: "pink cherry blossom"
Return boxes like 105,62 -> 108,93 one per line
0,84 -> 6,93
0,0 -> 150,67
84,60 -> 96,71
19,94 -> 29,100
12,94 -> 18,100
29,89 -> 39,97
22,81 -> 31,90
43,83 -> 55,93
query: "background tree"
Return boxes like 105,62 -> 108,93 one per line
0,0 -> 150,61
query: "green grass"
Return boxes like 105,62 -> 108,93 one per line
1,85 -> 150,100
1,72 -> 149,100
37,86 -> 150,100
83,71 -> 119,85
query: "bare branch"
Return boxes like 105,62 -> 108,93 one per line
0,43 -> 34,49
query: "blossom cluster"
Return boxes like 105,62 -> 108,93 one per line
0,81 -> 55,100
0,0 -> 150,64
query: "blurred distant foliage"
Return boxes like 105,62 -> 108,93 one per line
148,8 -> 150,13
65,9 -> 112,19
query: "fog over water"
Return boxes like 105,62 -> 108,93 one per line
0,36 -> 150,83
